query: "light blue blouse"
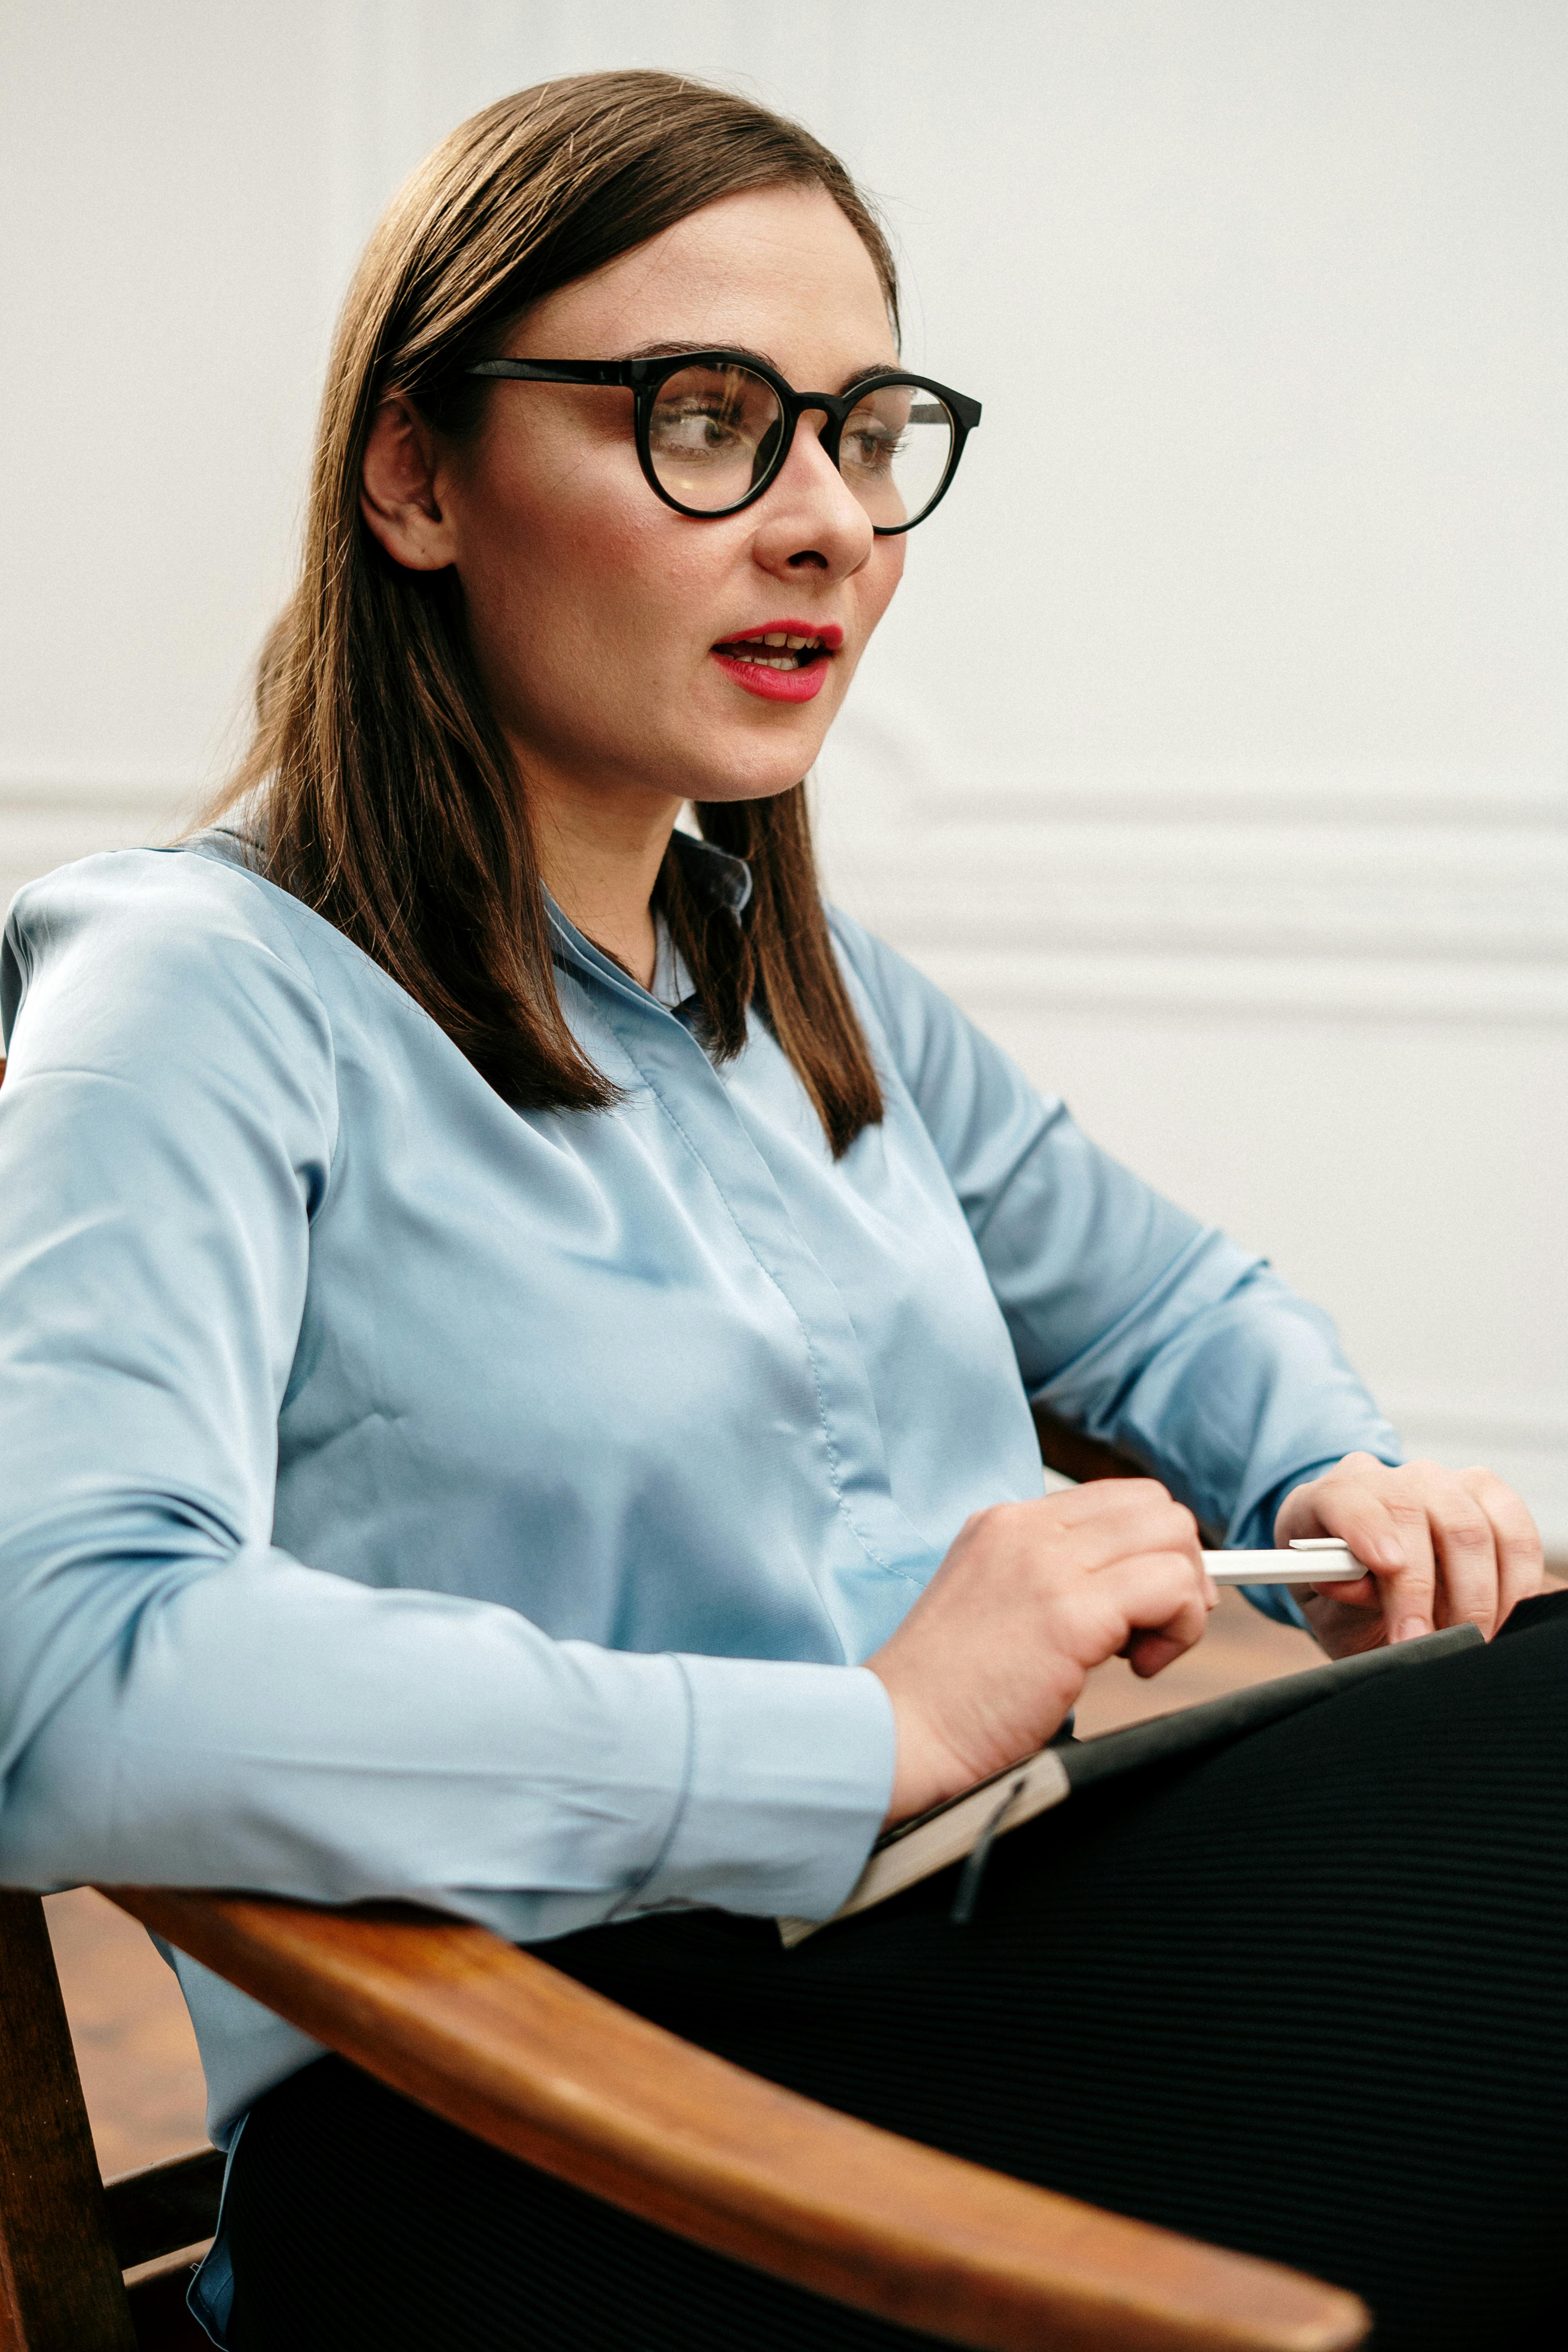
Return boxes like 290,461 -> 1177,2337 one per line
0,831 -> 1399,2154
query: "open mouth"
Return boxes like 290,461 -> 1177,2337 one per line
709,629 -> 834,673
709,621 -> 844,704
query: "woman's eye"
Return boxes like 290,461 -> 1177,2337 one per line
650,404 -> 744,458
844,428 -> 903,474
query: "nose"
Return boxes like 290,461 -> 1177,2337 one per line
746,405 -> 875,580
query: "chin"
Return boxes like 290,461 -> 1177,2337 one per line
690,717 -> 840,804
682,748 -> 824,806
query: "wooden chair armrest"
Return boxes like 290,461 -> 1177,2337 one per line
103,2145 -> 225,2269
103,1888 -> 1367,2352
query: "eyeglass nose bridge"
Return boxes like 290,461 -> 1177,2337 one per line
768,387 -> 860,492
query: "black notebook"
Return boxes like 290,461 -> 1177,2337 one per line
778,1621 -> 1482,1947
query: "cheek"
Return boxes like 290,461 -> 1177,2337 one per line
831,539 -> 905,688
534,514 -> 750,695
471,448 -> 710,661
866,535 -> 907,623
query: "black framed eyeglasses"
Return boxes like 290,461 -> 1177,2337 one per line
465,350 -> 981,535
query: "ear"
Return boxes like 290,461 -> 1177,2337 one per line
360,395 -> 458,571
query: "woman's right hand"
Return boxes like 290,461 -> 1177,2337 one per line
866,1481 -> 1214,1828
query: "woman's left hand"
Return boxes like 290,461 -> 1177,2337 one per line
1276,1452 -> 1545,1658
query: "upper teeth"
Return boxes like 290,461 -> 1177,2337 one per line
721,631 -> 824,668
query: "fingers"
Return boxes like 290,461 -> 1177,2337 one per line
1299,1464 -> 1438,1643
1422,1479 -> 1504,1636
1307,1568 -> 1378,1611
1048,1478 -> 1205,1576
1318,1464 -> 1510,1640
1279,1452 -> 1407,1577
869,1491 -> 1210,1820
1027,1485 -> 1212,1672
1094,1548 -> 1214,1679
1459,1467 -> 1545,1628
1280,1454 -> 1544,1653
1123,1629 -> 1194,1679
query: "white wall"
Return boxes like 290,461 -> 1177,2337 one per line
4,2 -> 1565,1546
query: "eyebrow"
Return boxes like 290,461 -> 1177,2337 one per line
621,339 -> 899,391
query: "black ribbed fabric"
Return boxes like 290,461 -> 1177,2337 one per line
225,1593 -> 1568,2351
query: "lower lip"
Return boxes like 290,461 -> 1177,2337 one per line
711,650 -> 831,703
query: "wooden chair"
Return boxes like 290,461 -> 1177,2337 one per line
0,1869 -> 1369,2352
0,1041 -> 1369,2350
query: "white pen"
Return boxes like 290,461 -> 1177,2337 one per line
1199,1537 -> 1370,1585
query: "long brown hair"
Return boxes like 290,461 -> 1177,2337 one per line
210,70 -> 887,1154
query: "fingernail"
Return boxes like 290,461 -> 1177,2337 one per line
1394,1616 -> 1429,1644
1377,1543 -> 1406,1571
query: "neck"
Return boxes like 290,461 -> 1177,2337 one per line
526,765 -> 680,991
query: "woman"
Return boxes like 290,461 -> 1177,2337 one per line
0,69 -> 1562,2352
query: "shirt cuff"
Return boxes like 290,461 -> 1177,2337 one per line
623,1655 -> 896,1923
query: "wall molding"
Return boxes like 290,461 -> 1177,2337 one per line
906,768 -> 1568,831
816,711 -> 1568,831
817,734 -> 1568,1026
898,947 -> 1568,1026
1373,1385 -> 1568,1445
1376,1395 -> 1568,1559
0,771 -> 201,810
824,818 -> 1568,1020
0,778 -> 196,915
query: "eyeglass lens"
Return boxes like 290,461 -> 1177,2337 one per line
646,363 -> 956,528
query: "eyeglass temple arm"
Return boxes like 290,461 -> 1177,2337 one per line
466,359 -> 637,387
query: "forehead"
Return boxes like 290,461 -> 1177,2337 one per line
510,184 -> 898,379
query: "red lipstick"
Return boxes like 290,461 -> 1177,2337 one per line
710,618 -> 843,705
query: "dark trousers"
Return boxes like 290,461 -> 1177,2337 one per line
225,1593 -> 1568,2351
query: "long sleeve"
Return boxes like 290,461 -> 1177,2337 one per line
0,854 -> 893,1939
833,913 -> 1402,1611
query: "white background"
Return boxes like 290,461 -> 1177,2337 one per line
3,2 -> 1564,1548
